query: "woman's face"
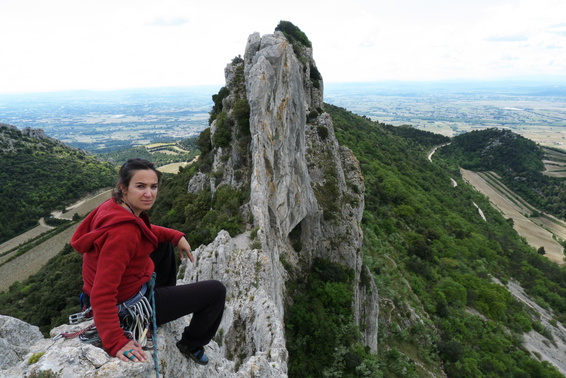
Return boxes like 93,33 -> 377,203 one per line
121,169 -> 159,216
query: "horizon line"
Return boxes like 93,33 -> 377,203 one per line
2,77 -> 566,96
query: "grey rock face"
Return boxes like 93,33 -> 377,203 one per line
21,127 -> 47,139
0,316 -> 43,371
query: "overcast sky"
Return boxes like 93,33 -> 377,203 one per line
1,0 -> 565,94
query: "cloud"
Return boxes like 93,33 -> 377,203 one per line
548,23 -> 566,36
485,34 -> 529,42
150,17 -> 189,27
1,0 -> 566,93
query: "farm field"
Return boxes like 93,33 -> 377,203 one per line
0,190 -> 112,292
461,168 -> 566,265
542,147 -> 566,178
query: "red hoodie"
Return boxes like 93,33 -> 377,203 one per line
71,199 -> 185,356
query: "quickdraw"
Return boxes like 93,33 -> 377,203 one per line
120,295 -> 153,347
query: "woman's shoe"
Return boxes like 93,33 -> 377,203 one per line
176,341 -> 209,365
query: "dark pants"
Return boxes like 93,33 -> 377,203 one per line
150,243 -> 226,349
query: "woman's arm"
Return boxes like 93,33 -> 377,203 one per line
175,236 -> 194,262
90,224 -> 140,357
151,225 -> 193,261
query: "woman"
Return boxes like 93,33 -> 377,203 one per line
71,158 -> 225,365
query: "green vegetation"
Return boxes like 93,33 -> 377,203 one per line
443,128 -> 544,172
150,179 -> 246,248
275,20 -> 317,79
209,86 -> 230,125
28,369 -> 61,378
0,125 -> 116,243
440,128 -> 566,219
286,258 -> 378,377
274,20 -> 322,89
327,104 -> 565,377
28,352 -> 45,364
0,243 -> 83,335
275,21 -> 312,48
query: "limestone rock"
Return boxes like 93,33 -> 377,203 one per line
21,127 -> 47,139
0,316 -> 43,370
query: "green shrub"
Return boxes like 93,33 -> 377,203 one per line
286,258 -> 377,377
212,111 -> 232,148
275,21 -> 312,48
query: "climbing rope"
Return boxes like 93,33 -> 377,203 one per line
147,272 -> 161,377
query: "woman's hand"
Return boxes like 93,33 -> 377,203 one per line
177,236 -> 194,262
117,340 -> 147,362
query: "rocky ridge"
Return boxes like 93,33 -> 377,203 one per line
0,123 -> 68,153
1,26 -> 378,377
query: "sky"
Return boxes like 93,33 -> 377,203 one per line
1,0 -> 565,94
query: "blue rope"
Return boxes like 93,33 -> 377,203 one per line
148,273 -> 160,377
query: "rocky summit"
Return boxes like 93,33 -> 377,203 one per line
1,27 -> 378,377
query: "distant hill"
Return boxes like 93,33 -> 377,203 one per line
439,128 -> 566,219
0,123 -> 116,243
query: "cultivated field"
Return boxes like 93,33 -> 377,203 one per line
0,190 -> 112,292
542,147 -> 566,178
460,169 -> 566,265
157,156 -> 198,174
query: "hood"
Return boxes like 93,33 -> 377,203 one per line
71,199 -> 157,254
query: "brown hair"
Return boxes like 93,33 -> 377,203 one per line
112,158 -> 163,202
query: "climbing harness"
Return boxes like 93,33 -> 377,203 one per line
53,273 -> 161,377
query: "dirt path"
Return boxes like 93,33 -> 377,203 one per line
50,189 -> 112,220
427,143 -> 450,162
461,169 -> 565,265
0,190 -> 112,292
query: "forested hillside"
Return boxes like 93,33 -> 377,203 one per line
439,128 -> 566,219
0,124 -> 116,243
327,104 -> 565,377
